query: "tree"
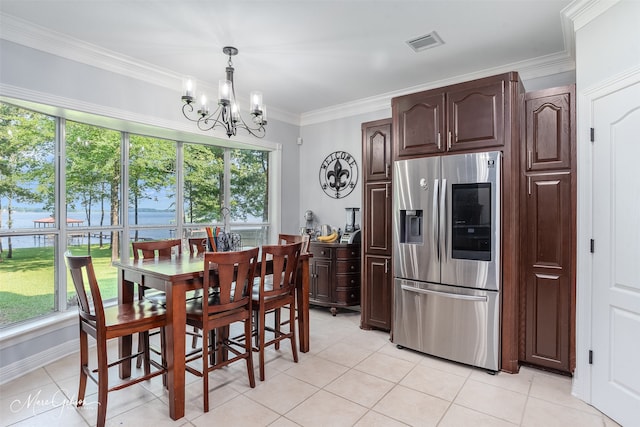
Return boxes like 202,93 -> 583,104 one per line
128,135 -> 176,240
0,104 -> 55,258
65,121 -> 120,252
230,149 -> 269,222
183,144 -> 224,223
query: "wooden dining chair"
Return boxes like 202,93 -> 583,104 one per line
252,241 -> 303,381
184,247 -> 259,412
65,253 -> 166,427
188,237 -> 209,256
131,239 -> 181,369
278,233 -> 310,254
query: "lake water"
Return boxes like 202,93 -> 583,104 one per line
0,210 -> 267,249
0,210 -> 178,249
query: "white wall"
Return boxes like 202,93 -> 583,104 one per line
298,109 -> 391,233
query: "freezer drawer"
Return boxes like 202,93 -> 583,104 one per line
392,278 -> 500,371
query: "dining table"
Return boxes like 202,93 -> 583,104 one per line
113,249 -> 312,421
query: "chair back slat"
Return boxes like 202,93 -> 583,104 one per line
203,247 -> 259,314
259,242 -> 302,299
65,254 -> 103,325
132,239 -> 182,260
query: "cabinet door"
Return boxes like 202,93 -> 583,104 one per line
393,91 -> 446,158
525,86 -> 574,171
447,80 -> 504,151
362,255 -> 391,330
364,182 -> 392,255
523,172 -> 572,372
363,119 -> 392,182
311,258 -> 332,304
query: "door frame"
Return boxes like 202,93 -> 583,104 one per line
574,65 -> 640,403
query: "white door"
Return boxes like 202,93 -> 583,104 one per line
591,79 -> 640,427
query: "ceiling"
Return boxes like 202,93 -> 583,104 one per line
0,0 -> 574,119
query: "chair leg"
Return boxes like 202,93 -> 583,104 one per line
77,329 -> 88,406
136,332 -> 144,369
142,331 -> 151,375
96,339 -> 109,427
289,303 -> 299,363
191,326 -> 199,349
259,308 -> 266,381
274,308 -> 281,350
160,328 -> 167,388
245,316 -> 256,388
201,323 -> 210,413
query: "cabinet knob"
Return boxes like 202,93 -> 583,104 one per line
350,279 -> 356,284
350,265 -> 355,270
320,250 -> 325,256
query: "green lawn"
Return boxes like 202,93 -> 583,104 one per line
0,245 -> 117,326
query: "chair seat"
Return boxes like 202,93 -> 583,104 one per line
99,301 -> 166,337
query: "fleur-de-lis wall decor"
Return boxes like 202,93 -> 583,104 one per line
319,151 -> 359,199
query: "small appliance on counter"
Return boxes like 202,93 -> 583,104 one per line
340,207 -> 361,244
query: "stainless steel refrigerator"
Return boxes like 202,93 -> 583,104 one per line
392,151 -> 501,372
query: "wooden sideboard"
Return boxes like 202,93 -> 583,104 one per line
308,242 -> 360,315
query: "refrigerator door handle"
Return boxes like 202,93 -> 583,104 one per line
433,178 -> 439,261
401,284 -> 488,302
440,178 -> 447,260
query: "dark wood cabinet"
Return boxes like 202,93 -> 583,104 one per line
309,242 -> 360,315
521,85 -> 575,374
524,88 -> 572,171
393,73 -> 509,159
363,255 -> 392,331
364,119 -> 394,182
361,118 -> 393,331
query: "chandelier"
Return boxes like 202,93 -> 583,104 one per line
180,46 -> 267,138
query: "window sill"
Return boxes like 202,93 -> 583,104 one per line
0,311 -> 78,347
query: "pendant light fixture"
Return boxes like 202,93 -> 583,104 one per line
181,46 -> 267,138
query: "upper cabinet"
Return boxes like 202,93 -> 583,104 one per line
363,119 -> 393,182
524,86 -> 575,172
393,73 -> 512,159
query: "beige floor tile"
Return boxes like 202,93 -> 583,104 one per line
338,328 -> 389,353
315,341 -> 374,368
44,353 -> 83,383
74,383 -> 157,426
1,368 -> 53,397
353,410 -> 408,426
285,389 -> 367,427
354,352 -> 416,383
522,396 -> 605,427
190,394 -> 279,427
106,397 -> 186,426
0,382 -> 67,426
418,354 -> 474,378
439,404 -> 518,427
373,384 -> 449,426
324,369 -> 394,408
284,356 -> 349,388
400,363 -> 467,401
529,371 -> 601,415
268,416 -> 301,427
454,379 -> 527,425
469,367 -> 534,395
377,341 -> 426,364
7,404 -> 89,427
244,372 -> 318,414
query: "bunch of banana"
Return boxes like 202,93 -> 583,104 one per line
317,230 -> 339,243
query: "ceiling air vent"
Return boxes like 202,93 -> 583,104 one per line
406,31 -> 444,52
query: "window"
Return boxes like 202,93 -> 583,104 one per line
0,104 -> 57,325
129,134 -> 176,244
0,101 -> 275,329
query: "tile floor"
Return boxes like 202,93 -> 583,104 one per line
0,307 -> 620,427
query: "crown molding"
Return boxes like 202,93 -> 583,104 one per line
300,51 -> 575,126
562,0 -> 621,32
